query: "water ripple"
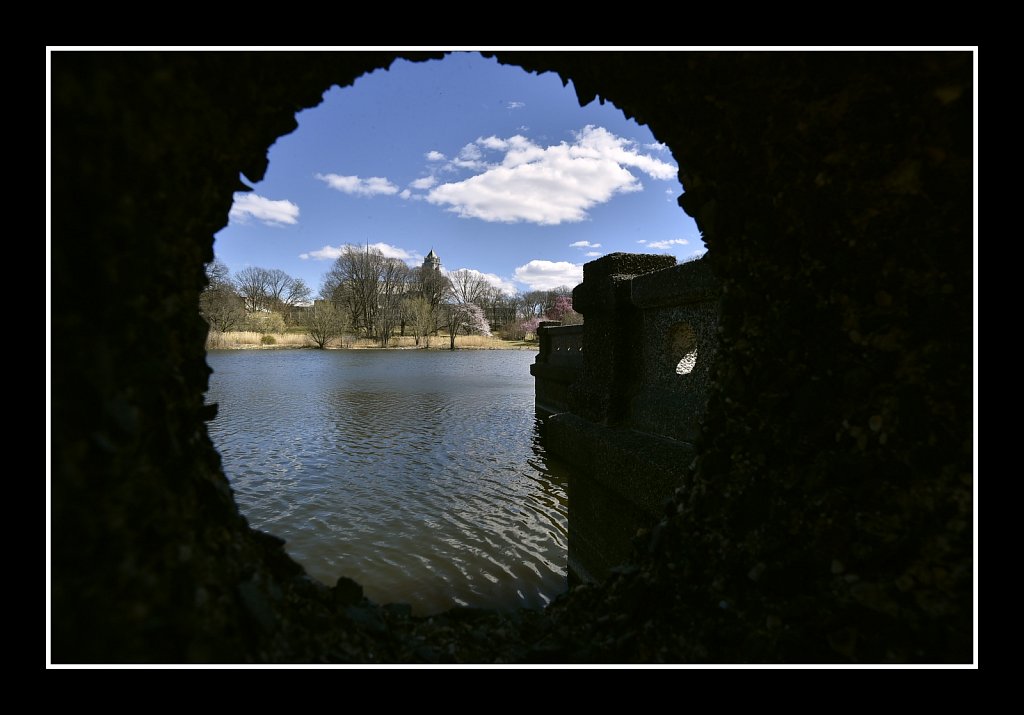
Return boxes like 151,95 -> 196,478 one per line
206,349 -> 568,615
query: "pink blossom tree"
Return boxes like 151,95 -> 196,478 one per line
519,315 -> 543,338
464,303 -> 492,337
442,302 -> 491,350
548,294 -> 582,323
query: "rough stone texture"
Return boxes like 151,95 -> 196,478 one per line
531,322 -> 583,416
541,256 -> 716,582
547,412 -> 695,583
569,253 -> 677,423
52,51 -> 973,662
51,51 -> 444,663
630,258 -> 719,309
628,259 -> 719,443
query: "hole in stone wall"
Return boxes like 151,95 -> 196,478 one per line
676,350 -> 698,375
202,52 -> 703,615
670,322 -> 698,375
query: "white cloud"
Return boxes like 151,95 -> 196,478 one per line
507,101 -> 526,110
410,176 -> 437,190
299,242 -> 419,264
451,143 -> 485,170
449,267 -> 517,295
228,193 -> 299,226
299,245 -> 343,261
585,251 -> 603,257
368,242 -> 416,260
478,135 -> 508,151
637,239 -> 647,244
514,260 -> 584,291
645,238 -> 690,250
425,151 -> 446,162
315,173 -> 399,197
399,189 -> 412,200
570,240 -> 601,248
646,141 -> 669,152
426,126 -> 677,225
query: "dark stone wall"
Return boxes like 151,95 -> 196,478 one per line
567,253 -> 677,424
51,51 -> 973,662
531,322 -> 583,415
628,257 -> 719,443
51,51 -> 442,662
538,255 -> 719,584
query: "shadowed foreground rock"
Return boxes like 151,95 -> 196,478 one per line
51,51 -> 974,663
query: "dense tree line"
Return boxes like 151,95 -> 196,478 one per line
200,247 -> 582,350
199,260 -> 247,333
200,261 -> 312,340
233,266 -> 311,321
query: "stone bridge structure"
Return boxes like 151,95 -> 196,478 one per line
532,254 -> 719,582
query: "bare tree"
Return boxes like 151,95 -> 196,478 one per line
520,290 -> 548,321
200,260 -> 246,334
377,258 -> 410,347
235,266 -> 273,313
441,303 -> 467,351
323,245 -> 387,337
264,268 -> 293,308
286,277 -> 311,306
405,295 -> 436,348
206,258 -> 232,287
448,268 -> 490,308
479,285 -> 518,336
281,277 -> 312,325
412,264 -> 450,312
305,301 -> 346,349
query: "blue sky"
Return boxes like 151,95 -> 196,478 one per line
216,52 -> 704,295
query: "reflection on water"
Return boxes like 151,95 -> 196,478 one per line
205,349 -> 568,614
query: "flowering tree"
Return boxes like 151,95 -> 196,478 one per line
464,303 -> 492,337
517,294 -> 582,340
548,295 -> 572,321
442,302 -> 491,350
519,316 -> 543,337
548,294 -> 582,325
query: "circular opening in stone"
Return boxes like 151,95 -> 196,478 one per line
202,52 -> 705,616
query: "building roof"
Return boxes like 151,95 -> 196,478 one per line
426,249 -> 438,259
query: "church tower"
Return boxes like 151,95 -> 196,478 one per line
423,249 -> 441,272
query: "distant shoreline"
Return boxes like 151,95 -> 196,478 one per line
205,331 -> 538,352
207,344 -> 539,351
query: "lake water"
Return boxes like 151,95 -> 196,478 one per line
205,349 -> 568,615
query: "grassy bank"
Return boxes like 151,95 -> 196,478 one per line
206,331 -> 537,351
